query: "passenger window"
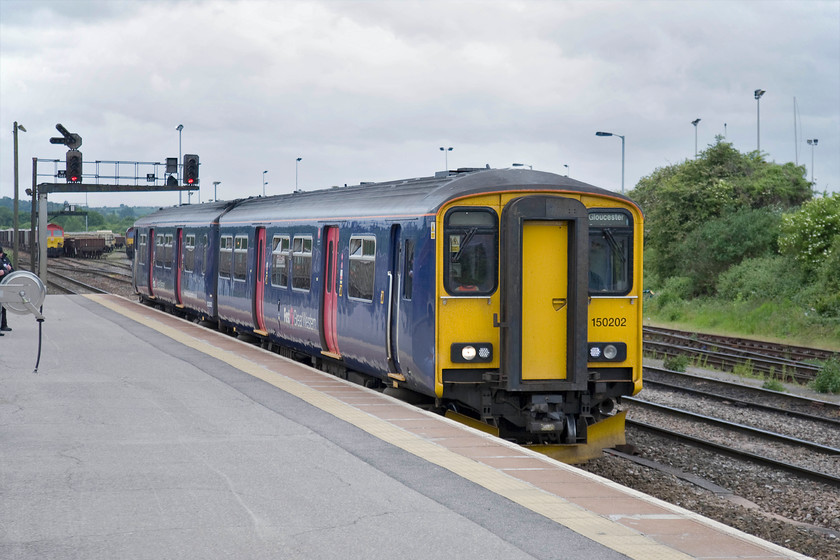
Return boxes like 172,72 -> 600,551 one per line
348,236 -> 376,301
184,234 -> 196,272
588,211 -> 633,295
292,236 -> 312,291
165,235 -> 173,269
403,239 -> 414,300
271,235 -> 290,288
138,234 -> 147,265
219,235 -> 233,279
443,208 -> 498,296
154,234 -> 165,268
233,235 -> 248,281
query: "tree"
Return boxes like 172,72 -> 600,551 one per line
779,193 -> 840,272
630,139 -> 811,283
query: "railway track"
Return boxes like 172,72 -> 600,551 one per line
644,325 -> 839,363
643,366 -> 840,424
623,397 -> 840,487
47,270 -> 109,295
643,326 -> 837,384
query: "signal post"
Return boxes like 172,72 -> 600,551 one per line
30,124 -> 199,281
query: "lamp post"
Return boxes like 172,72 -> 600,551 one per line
691,118 -> 701,158
439,146 -> 453,171
295,157 -> 302,191
213,181 -> 221,201
263,170 -> 268,196
595,131 -> 625,194
754,89 -> 765,152
12,121 -> 26,268
176,124 -> 184,205
563,164 -> 569,177
806,139 -> 818,185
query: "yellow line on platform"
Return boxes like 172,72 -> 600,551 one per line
89,295 -> 693,560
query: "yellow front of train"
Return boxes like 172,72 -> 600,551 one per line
434,188 -> 643,462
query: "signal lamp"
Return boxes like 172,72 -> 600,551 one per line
66,150 -> 83,183
183,154 -> 199,185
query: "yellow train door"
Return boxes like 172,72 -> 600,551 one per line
521,221 -> 568,380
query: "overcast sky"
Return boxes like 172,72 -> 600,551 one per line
1,0 -> 838,209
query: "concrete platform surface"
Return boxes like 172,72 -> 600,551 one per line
0,295 -> 811,560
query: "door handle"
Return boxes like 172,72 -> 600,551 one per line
552,298 -> 567,311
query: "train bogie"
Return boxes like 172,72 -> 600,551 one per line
133,169 -> 644,456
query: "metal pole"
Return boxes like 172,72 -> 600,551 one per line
38,192 -> 48,282
620,135 -> 625,194
30,158 -> 37,273
177,124 -> 183,205
12,122 -> 25,268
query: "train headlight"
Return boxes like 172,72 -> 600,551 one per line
451,343 -> 493,363
587,342 -> 627,362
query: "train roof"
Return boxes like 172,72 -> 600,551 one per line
133,199 -> 241,228
136,168 -> 639,228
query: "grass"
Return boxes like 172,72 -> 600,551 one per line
644,297 -> 840,352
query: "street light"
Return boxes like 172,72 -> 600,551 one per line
295,157 -> 302,191
213,181 -> 221,201
595,131 -> 625,194
439,146 -> 453,171
12,121 -> 26,267
807,139 -> 819,185
754,89 -> 765,152
691,118 -> 701,158
176,124 -> 184,205
563,164 -> 569,177
263,170 -> 268,196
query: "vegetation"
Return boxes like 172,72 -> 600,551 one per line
632,139 -> 840,387
812,358 -> 840,394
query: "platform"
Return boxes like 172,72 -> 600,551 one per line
0,295 -> 810,559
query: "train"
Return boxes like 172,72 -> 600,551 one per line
125,227 -> 136,260
0,223 -> 64,258
132,168 -> 644,460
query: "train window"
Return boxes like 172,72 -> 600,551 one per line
184,234 -> 196,273
163,234 -> 174,269
233,236 -> 248,281
219,235 -> 233,279
271,235 -> 290,288
403,239 -> 414,300
348,236 -> 376,301
292,236 -> 312,291
154,234 -> 165,268
138,234 -> 147,265
200,234 -> 207,274
588,210 -> 633,295
443,208 -> 498,296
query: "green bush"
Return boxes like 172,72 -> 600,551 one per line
716,255 -> 802,301
812,359 -> 840,394
663,354 -> 689,372
675,208 -> 782,295
762,378 -> 786,392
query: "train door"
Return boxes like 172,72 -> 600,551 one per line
321,226 -> 340,357
175,228 -> 183,307
386,225 -> 402,374
148,228 -> 155,298
253,227 -> 268,335
500,196 -> 589,392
